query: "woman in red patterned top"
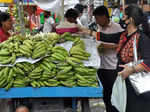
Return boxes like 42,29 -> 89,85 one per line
0,12 -> 13,43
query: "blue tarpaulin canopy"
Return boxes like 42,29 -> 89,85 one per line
14,0 -> 34,5
14,0 -> 33,3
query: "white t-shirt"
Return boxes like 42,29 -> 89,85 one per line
43,17 -> 55,33
77,18 -> 83,26
98,21 -> 124,70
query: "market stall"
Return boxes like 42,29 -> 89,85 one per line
0,0 -> 103,112
0,32 -> 102,112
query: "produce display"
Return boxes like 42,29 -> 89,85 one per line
0,32 -> 99,91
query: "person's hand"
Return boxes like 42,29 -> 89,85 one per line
118,65 -> 134,80
98,43 -> 118,53
77,26 -> 90,35
100,43 -> 118,50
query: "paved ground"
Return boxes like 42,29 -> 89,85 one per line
90,99 -> 106,112
76,98 -> 106,112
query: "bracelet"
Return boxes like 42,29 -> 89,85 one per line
90,30 -> 93,36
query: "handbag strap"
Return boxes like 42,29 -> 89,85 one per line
133,34 -> 139,65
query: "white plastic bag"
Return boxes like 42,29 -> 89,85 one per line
111,76 -> 127,112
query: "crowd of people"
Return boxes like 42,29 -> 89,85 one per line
0,3 -> 150,112
79,4 -> 150,112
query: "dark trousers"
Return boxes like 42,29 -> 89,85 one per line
98,69 -> 119,112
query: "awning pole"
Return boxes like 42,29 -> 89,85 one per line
18,0 -> 25,36
61,0 -> 64,22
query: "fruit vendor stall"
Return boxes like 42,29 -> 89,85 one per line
0,1 -> 103,112
0,32 -> 102,112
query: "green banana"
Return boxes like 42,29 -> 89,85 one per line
57,66 -> 72,75
67,57 -> 82,64
0,49 -> 10,56
13,84 -> 26,88
60,81 -> 76,87
31,81 -> 37,88
32,50 -> 46,59
76,74 -> 87,81
5,78 -> 14,91
38,81 -> 45,87
13,67 -> 25,75
32,66 -> 43,73
0,57 -> 13,64
7,68 -> 14,82
72,55 -> 89,60
40,64 -> 51,72
11,53 -> 16,64
42,61 -> 53,70
51,53 -> 65,61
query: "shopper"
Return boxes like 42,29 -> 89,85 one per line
56,8 -> 79,34
64,8 -> 79,24
15,106 -> 29,112
80,4 -> 150,112
80,5 -> 123,112
74,4 -> 87,26
0,12 -> 13,42
43,11 -> 55,33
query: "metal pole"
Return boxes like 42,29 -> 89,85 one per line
18,0 -> 25,36
61,0 -> 64,22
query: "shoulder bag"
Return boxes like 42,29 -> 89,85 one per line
126,36 -> 150,95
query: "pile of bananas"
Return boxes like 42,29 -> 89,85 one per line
0,58 -> 98,91
0,32 -> 99,91
0,33 -> 61,64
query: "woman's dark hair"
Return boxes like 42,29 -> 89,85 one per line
74,4 -> 87,14
0,12 -> 10,27
44,11 -> 51,18
65,8 -> 79,19
125,4 -> 150,37
93,5 -> 110,18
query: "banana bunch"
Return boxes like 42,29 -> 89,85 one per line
74,66 -> 97,76
73,38 -> 86,50
70,39 -> 91,60
19,39 -> 33,58
60,76 -> 77,87
56,71 -> 73,80
13,79 -> 27,88
0,67 -> 10,88
0,49 -> 16,64
46,33 -> 60,42
30,78 -> 59,87
30,80 -> 44,88
76,74 -> 98,87
66,57 -> 83,67
32,41 -> 47,59
15,62 -> 34,73
41,71 -> 56,80
57,66 -> 72,76
51,46 -> 69,62
74,66 -> 98,87
29,66 -> 43,80
60,80 -> 76,87
40,60 -> 56,72
60,32 -> 75,41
